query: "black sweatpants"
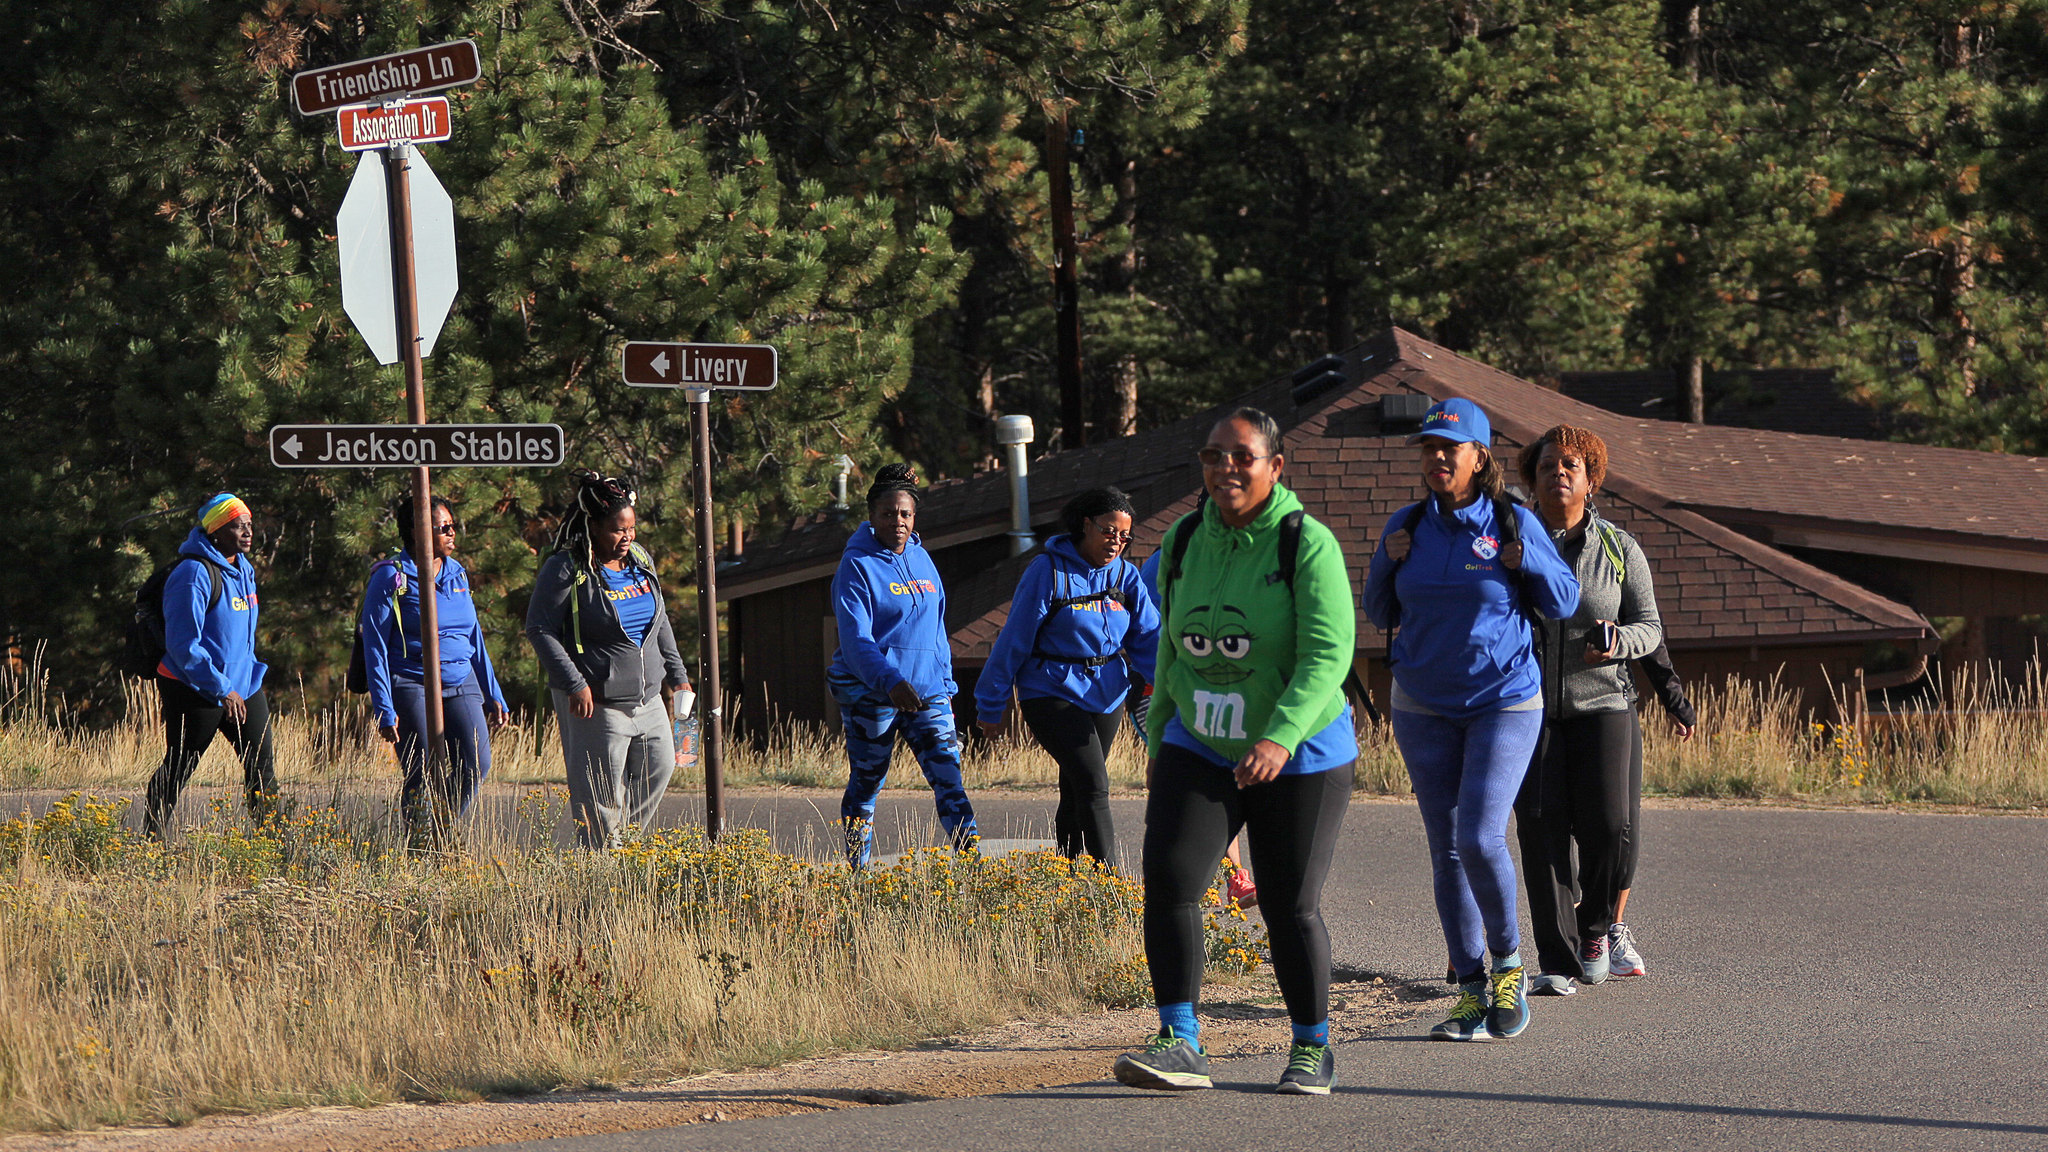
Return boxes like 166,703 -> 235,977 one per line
146,677 -> 277,838
1514,709 -> 1637,978
1019,696 -> 1122,867
1143,744 -> 1352,1026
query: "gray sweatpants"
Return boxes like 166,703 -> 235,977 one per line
552,690 -> 674,849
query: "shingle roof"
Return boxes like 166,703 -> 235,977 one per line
1557,368 -> 1893,441
1387,330 -> 2048,554
946,328 -> 1943,661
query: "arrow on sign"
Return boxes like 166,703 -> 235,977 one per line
651,352 -> 670,378
281,434 -> 303,460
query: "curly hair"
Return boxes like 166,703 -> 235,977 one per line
1517,425 -> 1608,493
550,470 -> 637,577
1059,486 -> 1135,540
865,462 -> 922,511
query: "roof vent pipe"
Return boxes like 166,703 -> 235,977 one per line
831,455 -> 854,512
995,415 -> 1036,556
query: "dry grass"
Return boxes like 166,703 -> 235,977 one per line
0,792 -> 1145,1133
8,654 -> 2048,807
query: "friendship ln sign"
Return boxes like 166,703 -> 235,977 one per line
292,40 -> 481,116
269,424 -> 564,468
621,342 -> 779,391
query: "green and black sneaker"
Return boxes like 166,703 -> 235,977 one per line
1429,980 -> 1489,1041
1112,1028 -> 1212,1091
1275,1041 -> 1334,1095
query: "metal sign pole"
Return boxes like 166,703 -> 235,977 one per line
387,140 -> 448,831
688,389 -> 725,840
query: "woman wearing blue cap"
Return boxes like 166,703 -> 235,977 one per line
1364,399 -> 1579,1042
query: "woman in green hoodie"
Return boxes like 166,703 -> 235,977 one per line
1110,407 -> 1356,1098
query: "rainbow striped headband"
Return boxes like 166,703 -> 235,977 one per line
197,493 -> 250,533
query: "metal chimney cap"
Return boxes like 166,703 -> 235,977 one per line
994,415 -> 1035,445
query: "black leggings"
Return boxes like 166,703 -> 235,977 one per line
1514,710 -> 1638,977
1143,744 -> 1352,1026
146,677 -> 278,838
1019,696 -> 1122,866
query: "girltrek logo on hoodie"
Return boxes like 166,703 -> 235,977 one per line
888,579 -> 937,595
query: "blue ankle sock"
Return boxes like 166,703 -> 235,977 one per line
1158,1002 -> 1199,1044
1492,950 -> 1523,973
1291,1020 -> 1329,1046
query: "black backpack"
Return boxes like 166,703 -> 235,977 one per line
1156,492 -> 1379,722
344,554 -> 410,694
123,557 -> 226,679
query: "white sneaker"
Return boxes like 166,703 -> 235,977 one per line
1530,972 -> 1578,996
1607,922 -> 1646,977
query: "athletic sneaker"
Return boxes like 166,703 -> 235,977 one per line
1485,966 -> 1530,1039
1579,933 -> 1610,985
1529,972 -> 1578,996
1226,867 -> 1259,909
843,818 -> 873,871
1112,1029 -> 1212,1091
1607,922 -> 1646,977
1275,1042 -> 1334,1095
1429,981 -> 1489,1041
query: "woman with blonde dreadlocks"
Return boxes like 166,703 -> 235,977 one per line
526,471 -> 694,848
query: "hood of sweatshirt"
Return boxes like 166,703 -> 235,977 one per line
970,533 -> 1160,722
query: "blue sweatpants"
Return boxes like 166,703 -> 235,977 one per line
393,677 -> 492,820
829,672 -> 976,836
1392,704 -> 1543,981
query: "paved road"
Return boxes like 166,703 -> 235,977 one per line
441,793 -> 2048,1151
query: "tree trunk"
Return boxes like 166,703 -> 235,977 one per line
1663,2 -> 1701,80
1046,108 -> 1085,449
1110,157 -> 1140,437
1679,353 -> 1705,423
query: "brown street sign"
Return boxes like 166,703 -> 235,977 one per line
270,424 -> 563,468
337,97 -> 452,151
621,341 -> 779,391
291,40 -> 481,117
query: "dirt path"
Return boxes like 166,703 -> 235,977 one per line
1,975 -> 1440,1152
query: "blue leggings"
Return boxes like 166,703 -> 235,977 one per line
393,677 -> 492,820
829,672 -> 976,836
1392,704 -> 1542,981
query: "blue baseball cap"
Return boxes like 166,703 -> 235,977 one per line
1406,397 -> 1491,445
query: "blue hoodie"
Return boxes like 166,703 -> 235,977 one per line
973,534 -> 1160,723
829,523 -> 955,702
360,554 -> 509,730
158,527 -> 267,701
1363,496 -> 1580,720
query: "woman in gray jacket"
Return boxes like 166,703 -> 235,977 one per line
1514,426 -> 1662,993
526,471 -> 693,848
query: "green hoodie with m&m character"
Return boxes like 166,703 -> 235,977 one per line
1145,483 -> 1357,773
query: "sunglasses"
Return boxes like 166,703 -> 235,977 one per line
1197,447 -> 1276,469
1088,518 -> 1131,543
433,523 -> 458,536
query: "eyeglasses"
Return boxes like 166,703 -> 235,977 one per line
1197,447 -> 1276,469
1088,519 -> 1131,543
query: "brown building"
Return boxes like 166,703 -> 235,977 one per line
719,329 -> 2048,735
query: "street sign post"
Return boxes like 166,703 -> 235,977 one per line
618,339 -> 780,840
291,43 -> 486,842
621,342 -> 779,391
269,424 -> 565,468
292,40 -> 481,116
338,97 -> 452,152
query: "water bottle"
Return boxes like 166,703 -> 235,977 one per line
672,688 -> 700,771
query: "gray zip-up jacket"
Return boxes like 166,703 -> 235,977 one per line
525,551 -> 690,706
1534,505 -> 1661,718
